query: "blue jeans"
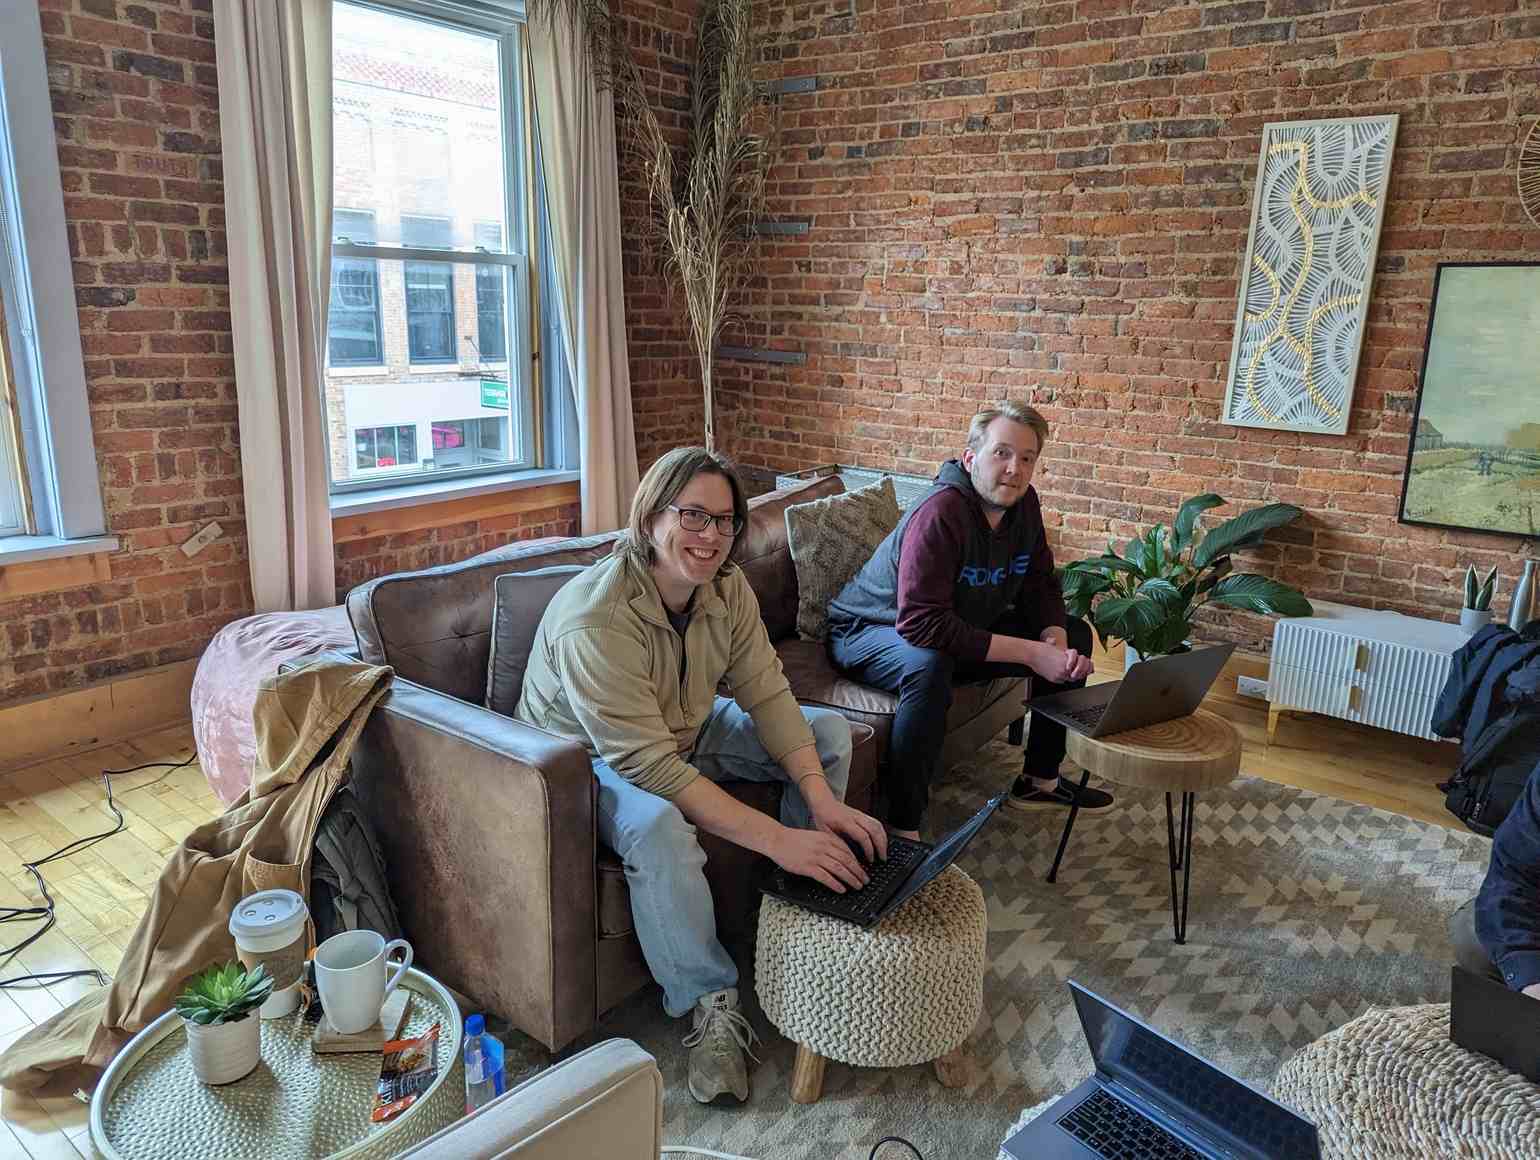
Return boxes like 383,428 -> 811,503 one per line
592,697 -> 853,1018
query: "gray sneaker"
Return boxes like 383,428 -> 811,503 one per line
682,987 -> 758,1106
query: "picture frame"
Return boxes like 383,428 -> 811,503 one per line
1221,115 -> 1399,436
1397,261 -> 1540,541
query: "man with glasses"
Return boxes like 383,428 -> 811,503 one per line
515,447 -> 886,1106
828,401 -> 1113,839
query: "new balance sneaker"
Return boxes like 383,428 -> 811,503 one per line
683,987 -> 759,1106
1004,774 -> 1114,813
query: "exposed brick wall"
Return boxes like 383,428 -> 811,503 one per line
617,0 -> 708,469
333,502 -> 580,593
0,0 -> 583,708
721,0 -> 1540,647
1,0 -> 249,703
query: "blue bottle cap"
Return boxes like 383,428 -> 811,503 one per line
466,1013 -> 485,1036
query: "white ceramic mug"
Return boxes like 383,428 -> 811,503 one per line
314,930 -> 413,1034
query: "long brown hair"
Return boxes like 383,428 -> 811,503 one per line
616,446 -> 750,569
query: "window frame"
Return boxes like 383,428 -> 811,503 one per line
400,212 -> 458,366
473,220 -> 508,365
0,3 -> 111,548
328,208 -> 385,368
326,0 -> 536,498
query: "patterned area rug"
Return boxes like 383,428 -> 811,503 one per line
500,736 -> 1489,1160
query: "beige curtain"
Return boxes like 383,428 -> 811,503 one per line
214,0 -> 336,611
528,18 -> 639,535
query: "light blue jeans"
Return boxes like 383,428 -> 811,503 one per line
592,697 -> 853,1018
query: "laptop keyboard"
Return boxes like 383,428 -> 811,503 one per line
1064,704 -> 1108,729
785,834 -> 928,920
1058,1088 -> 1204,1160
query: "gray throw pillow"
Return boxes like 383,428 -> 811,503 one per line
784,477 -> 901,642
485,566 -> 585,716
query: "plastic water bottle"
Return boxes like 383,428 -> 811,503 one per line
463,1013 -> 505,1113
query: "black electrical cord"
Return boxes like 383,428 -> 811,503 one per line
869,1138 -> 924,1160
0,753 -> 196,990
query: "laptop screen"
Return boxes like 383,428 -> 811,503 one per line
1072,984 -> 1319,1160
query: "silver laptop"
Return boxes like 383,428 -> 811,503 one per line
1001,981 -> 1320,1160
1028,645 -> 1235,738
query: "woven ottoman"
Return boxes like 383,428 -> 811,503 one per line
755,864 -> 986,1104
1274,1004 -> 1540,1159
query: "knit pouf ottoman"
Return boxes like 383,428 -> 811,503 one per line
755,864 -> 986,1104
1274,1004 -> 1540,1159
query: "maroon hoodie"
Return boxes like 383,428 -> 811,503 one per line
827,459 -> 1066,661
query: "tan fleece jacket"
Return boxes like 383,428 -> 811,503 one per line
513,549 -> 815,798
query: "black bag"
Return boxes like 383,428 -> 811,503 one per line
1437,622 -> 1540,836
1442,708 -> 1540,836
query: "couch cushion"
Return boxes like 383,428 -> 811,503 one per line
347,533 -> 619,704
785,477 -> 901,642
486,566 -> 587,716
736,476 -> 844,642
776,638 -> 1023,752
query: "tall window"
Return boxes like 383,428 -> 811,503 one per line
328,209 -> 382,366
474,221 -> 506,363
0,3 -> 108,547
402,214 -> 455,364
325,0 -> 535,493
0,293 -> 26,537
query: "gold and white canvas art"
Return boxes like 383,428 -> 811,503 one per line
1222,115 -> 1399,435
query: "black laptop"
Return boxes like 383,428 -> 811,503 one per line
1451,964 -> 1540,1081
1003,981 -> 1319,1160
761,794 -> 1003,927
1029,645 -> 1236,738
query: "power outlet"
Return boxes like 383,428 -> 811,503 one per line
180,521 -> 223,558
1236,675 -> 1269,700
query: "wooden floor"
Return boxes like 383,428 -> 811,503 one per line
0,644 -> 1461,1156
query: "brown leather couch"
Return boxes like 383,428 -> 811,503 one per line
342,476 -> 1026,1052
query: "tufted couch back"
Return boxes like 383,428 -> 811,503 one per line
345,475 -> 845,705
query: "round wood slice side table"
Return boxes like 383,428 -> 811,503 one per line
1045,709 -> 1241,944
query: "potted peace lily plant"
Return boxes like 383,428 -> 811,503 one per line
175,961 -> 273,1084
1060,493 -> 1314,666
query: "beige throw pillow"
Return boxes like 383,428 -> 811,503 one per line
785,477 -> 901,642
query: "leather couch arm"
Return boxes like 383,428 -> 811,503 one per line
336,655 -> 600,1052
399,1039 -> 662,1160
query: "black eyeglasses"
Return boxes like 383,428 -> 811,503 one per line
668,505 -> 743,537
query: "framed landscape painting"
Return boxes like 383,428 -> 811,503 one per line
1398,262 -> 1540,540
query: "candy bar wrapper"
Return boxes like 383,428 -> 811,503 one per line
371,1022 -> 441,1123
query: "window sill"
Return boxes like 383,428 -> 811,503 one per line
331,468 -> 579,544
0,534 -> 119,565
0,535 -> 118,598
331,467 -> 579,519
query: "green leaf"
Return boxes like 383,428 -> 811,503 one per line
1464,565 -> 1478,609
1146,525 -> 1169,577
1206,574 -> 1314,617
1173,493 -> 1225,554
1094,595 -> 1169,644
1191,503 -> 1305,570
1478,566 -> 1498,612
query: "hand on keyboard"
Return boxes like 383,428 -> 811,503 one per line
767,825 -> 871,893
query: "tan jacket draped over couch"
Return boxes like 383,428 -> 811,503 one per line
343,476 -> 1026,1052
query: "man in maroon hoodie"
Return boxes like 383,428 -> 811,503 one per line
827,402 -> 1113,837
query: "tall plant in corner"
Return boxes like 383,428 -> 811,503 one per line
529,0 -> 772,454
1060,493 -> 1314,659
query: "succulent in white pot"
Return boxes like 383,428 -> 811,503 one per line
174,962 -> 273,1084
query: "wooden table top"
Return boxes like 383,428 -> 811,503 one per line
1066,708 -> 1242,793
